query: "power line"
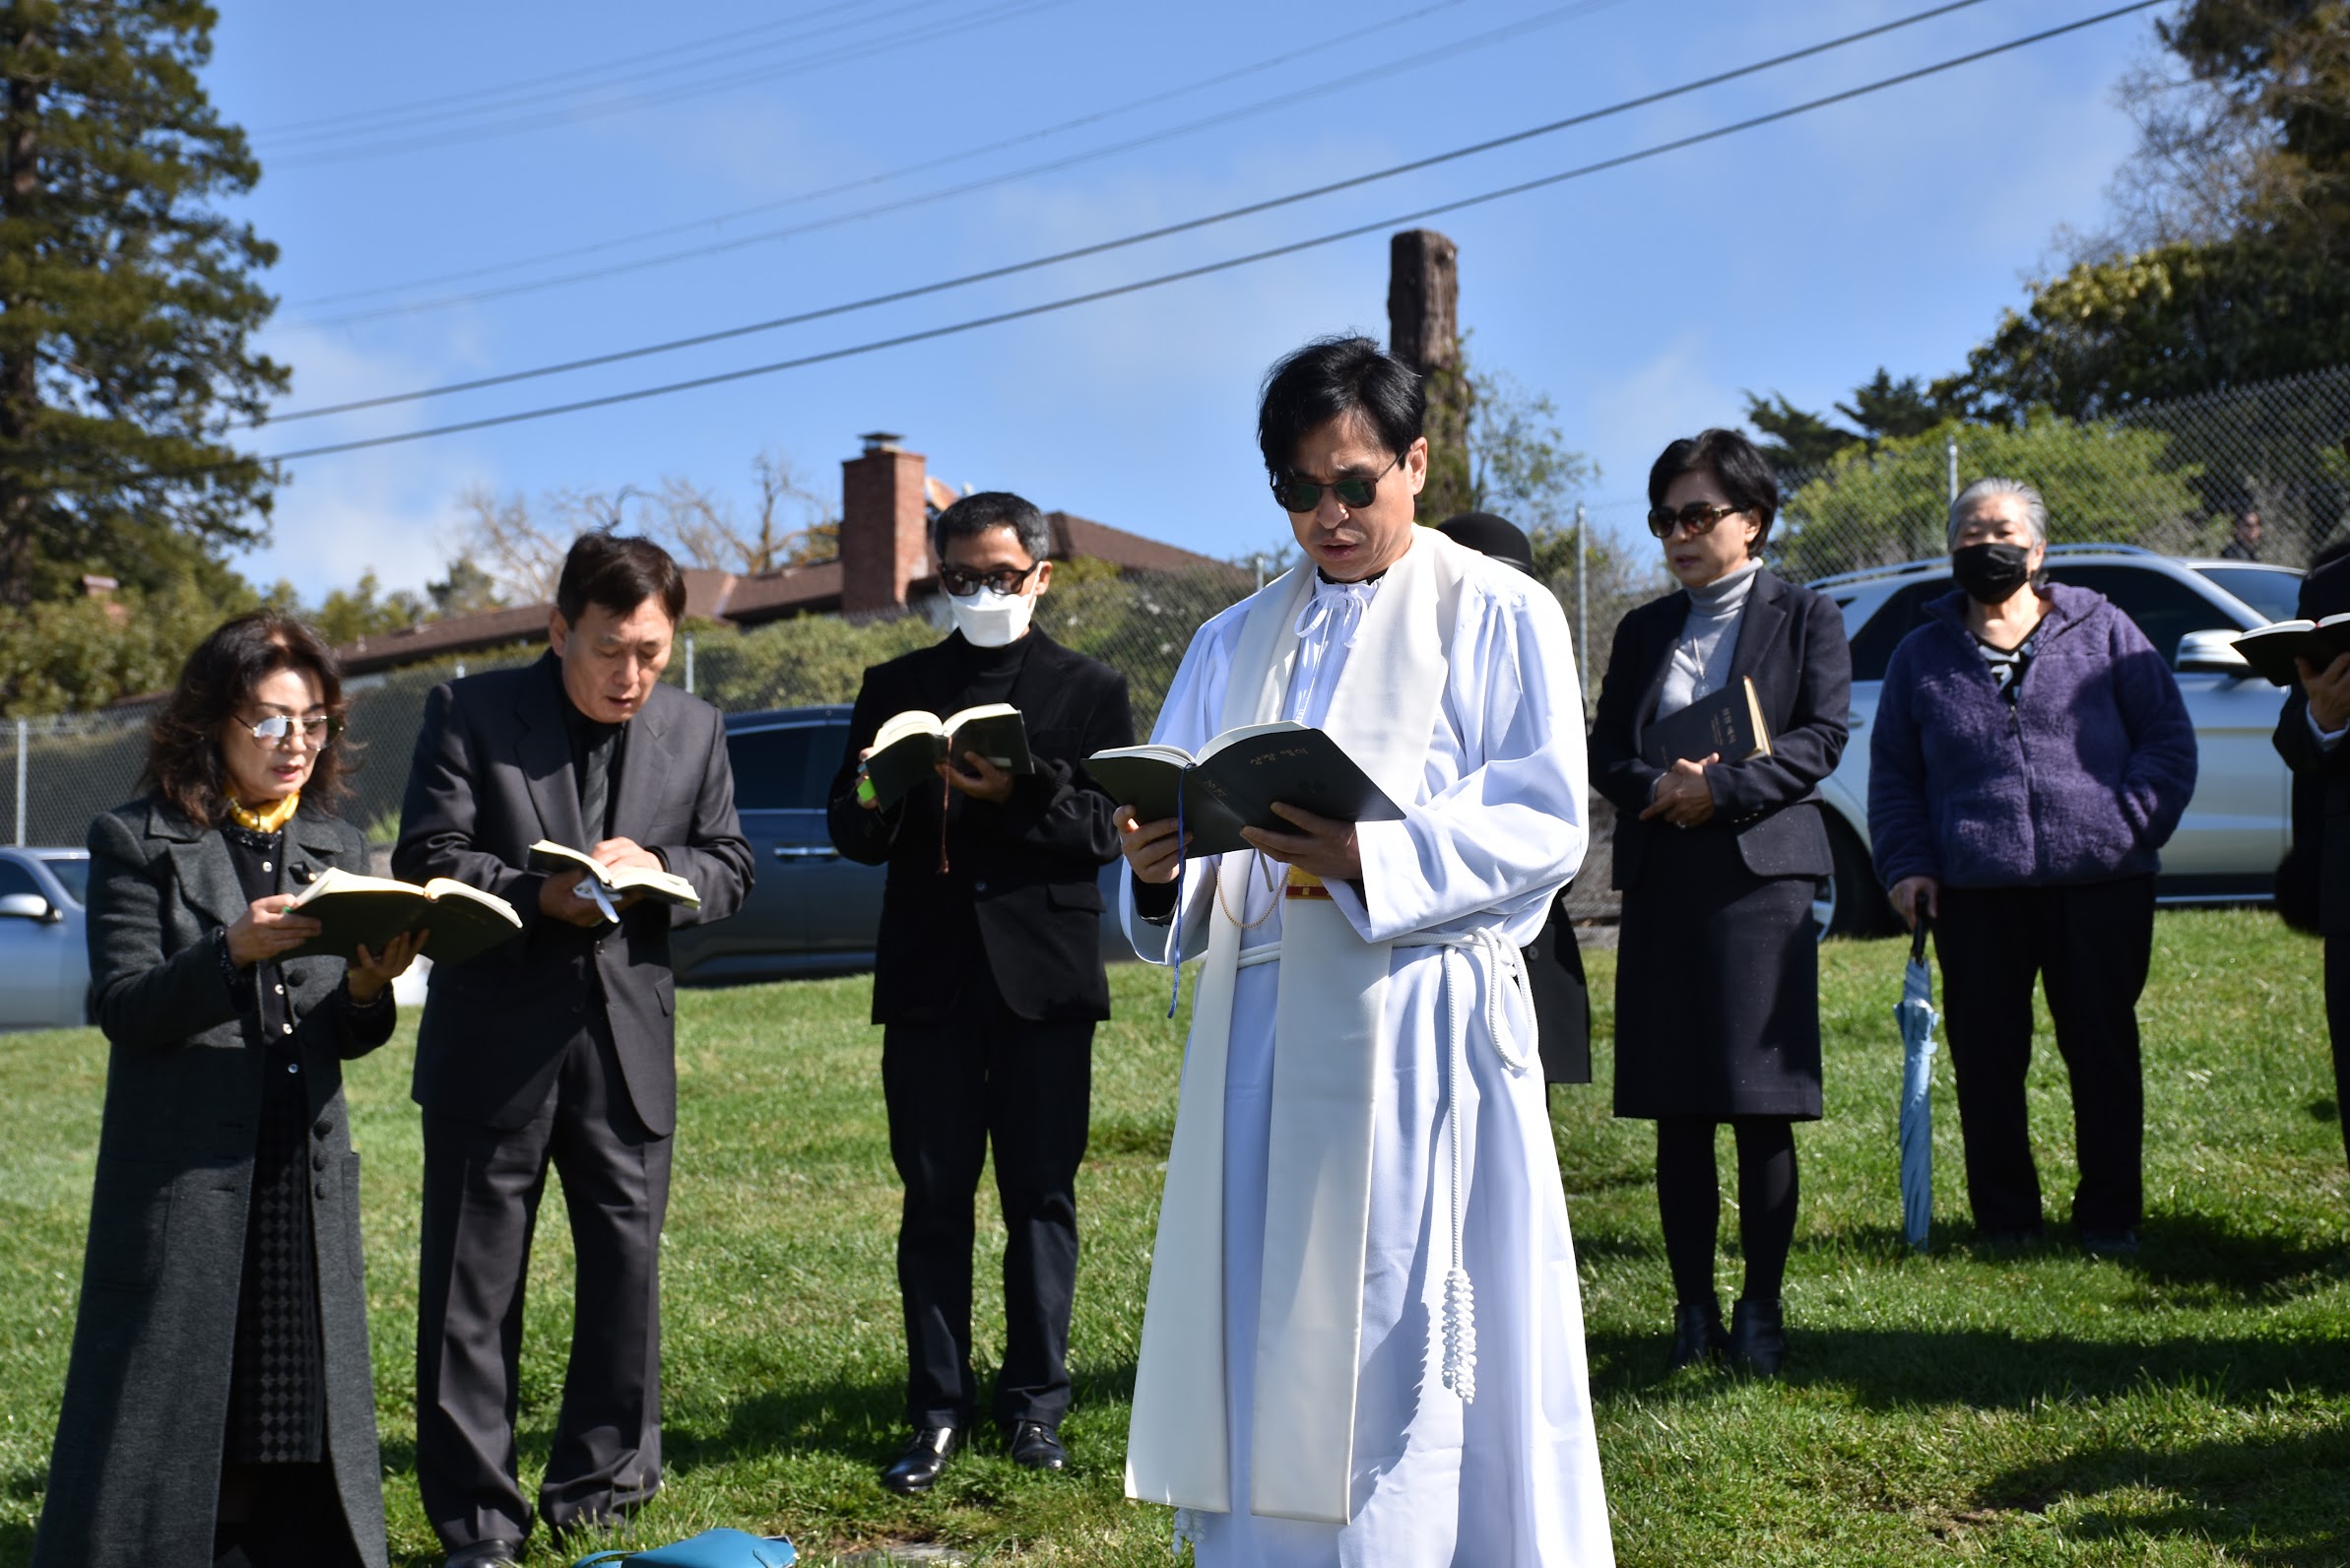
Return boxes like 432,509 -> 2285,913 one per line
252,0 -> 882,143
285,0 -> 1480,316
289,0 -> 1633,330
248,0 -> 2164,467
265,0 -> 1082,170
267,0 -> 1993,424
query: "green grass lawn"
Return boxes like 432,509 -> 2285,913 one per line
2,908 -> 2347,1564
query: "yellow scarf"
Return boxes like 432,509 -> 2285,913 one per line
226,792 -> 300,834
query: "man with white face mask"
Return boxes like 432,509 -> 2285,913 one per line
825,490 -> 1133,1493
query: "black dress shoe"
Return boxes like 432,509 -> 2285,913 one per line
442,1542 -> 524,1568
1728,1296 -> 1786,1376
2080,1227 -> 2140,1258
1666,1297 -> 1728,1370
881,1425 -> 961,1494
1007,1419 -> 1067,1470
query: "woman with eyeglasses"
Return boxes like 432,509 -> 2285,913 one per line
1588,428 -> 1851,1376
34,612 -> 421,1568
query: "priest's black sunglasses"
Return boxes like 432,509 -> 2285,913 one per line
1272,451 -> 1404,514
1646,501 -> 1747,539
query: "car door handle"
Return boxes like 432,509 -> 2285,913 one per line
774,845 -> 840,861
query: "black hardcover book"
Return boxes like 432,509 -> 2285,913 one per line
1087,721 -> 1404,859
2233,614 -> 2350,686
1642,677 -> 1773,769
861,703 -> 1035,809
278,869 -> 523,965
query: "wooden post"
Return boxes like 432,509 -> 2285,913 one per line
1387,229 -> 1472,522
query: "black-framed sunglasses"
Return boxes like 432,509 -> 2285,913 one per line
1272,451 -> 1404,514
242,712 -> 342,749
1646,501 -> 1746,540
938,560 -> 1041,597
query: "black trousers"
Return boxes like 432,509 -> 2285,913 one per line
881,974 -> 1093,1432
1933,876 -> 2154,1235
416,1017 -> 673,1547
2323,936 -> 2350,1173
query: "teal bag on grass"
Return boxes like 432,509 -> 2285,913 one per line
572,1530 -> 796,1568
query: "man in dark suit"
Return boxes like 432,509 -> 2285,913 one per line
394,534 -> 752,1566
826,490 -> 1132,1492
2273,548 -> 2350,1173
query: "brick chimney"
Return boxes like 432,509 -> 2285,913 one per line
840,431 -> 930,615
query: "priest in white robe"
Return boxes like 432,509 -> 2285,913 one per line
1114,336 -> 1613,1567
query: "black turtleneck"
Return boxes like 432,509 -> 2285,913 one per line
928,628 -> 1032,711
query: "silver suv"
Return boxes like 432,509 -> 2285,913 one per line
1805,545 -> 2303,937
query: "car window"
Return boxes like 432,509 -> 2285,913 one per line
2194,564 -> 2303,626
2046,564 -> 2240,661
0,860 -> 41,901
1847,579 -> 1954,683
35,856 -> 87,906
726,725 -> 825,812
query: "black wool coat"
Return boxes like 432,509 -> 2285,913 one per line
1589,568 -> 1853,890
393,656 -> 755,1137
826,630 -> 1133,1023
34,800 -> 393,1568
1588,569 -> 1853,1119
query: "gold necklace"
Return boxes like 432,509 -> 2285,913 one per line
226,792 -> 300,834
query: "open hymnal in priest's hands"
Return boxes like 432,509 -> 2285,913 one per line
527,840 -> 701,919
860,703 -> 1034,809
1086,720 -> 1403,859
278,870 -> 522,965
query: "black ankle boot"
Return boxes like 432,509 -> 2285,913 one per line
1667,1297 -> 1727,1369
1728,1297 -> 1786,1376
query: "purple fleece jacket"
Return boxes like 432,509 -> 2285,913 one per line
1867,584 -> 2198,889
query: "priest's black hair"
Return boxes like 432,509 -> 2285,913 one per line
1648,427 -> 1780,546
1257,335 -> 1424,479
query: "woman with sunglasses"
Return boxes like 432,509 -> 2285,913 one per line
35,612 -> 421,1568
1588,428 -> 1851,1376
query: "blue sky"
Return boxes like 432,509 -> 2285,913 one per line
205,0 -> 2161,600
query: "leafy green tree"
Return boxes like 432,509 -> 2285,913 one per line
1837,370 -> 1950,445
306,569 -> 426,646
1464,368 -> 1596,534
1954,1 -> 2350,419
1772,414 -> 2206,582
0,1 -> 285,607
0,576 -> 247,715
1743,392 -> 1860,472
427,557 -> 504,619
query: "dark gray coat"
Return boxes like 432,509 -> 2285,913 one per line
34,799 -> 392,1568
394,656 -> 752,1136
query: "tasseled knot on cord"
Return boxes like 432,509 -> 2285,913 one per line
1441,1266 -> 1477,1403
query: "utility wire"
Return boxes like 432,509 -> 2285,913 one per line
291,0 -> 1628,328
253,0 -> 883,143
286,0 -> 1479,315
249,0 -> 2164,466
266,0 -> 1081,169
268,0 -> 1990,422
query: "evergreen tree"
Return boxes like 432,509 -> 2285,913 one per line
0,1 -> 285,608
1742,392 -> 1860,474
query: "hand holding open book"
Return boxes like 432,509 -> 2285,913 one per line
278,870 -> 523,965
1088,721 -> 1403,860
527,840 -> 699,924
860,704 -> 1034,809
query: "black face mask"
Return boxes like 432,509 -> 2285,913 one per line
1951,542 -> 2035,605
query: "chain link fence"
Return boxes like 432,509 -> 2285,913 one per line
13,361 -> 2350,919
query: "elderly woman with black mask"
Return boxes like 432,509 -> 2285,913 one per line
1590,429 -> 1852,1376
1869,478 -> 2196,1259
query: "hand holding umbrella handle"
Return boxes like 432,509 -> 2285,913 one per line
1909,911 -> 1932,967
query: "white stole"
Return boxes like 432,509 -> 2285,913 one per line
1126,529 -> 1469,1524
